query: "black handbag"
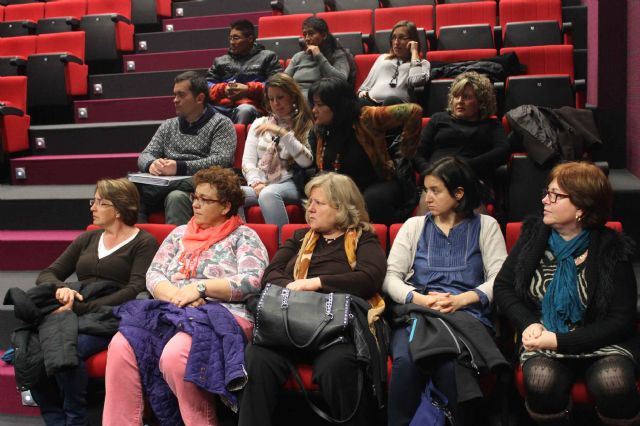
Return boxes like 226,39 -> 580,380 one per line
253,283 -> 352,352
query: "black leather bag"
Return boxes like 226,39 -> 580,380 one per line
253,283 -> 352,352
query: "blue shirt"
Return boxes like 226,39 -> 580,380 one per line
409,213 -> 492,329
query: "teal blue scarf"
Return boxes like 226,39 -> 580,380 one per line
542,229 -> 590,333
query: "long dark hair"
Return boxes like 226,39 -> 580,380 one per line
308,77 -> 360,130
302,17 -> 343,62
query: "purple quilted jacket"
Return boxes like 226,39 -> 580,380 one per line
114,299 -> 248,425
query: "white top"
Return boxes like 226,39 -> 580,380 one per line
358,54 -> 430,103
383,214 -> 507,304
98,228 -> 140,259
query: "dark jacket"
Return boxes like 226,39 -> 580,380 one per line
429,52 -> 525,82
506,105 -> 603,165
4,281 -> 121,390
207,44 -> 282,112
494,217 -> 639,359
115,299 -> 248,425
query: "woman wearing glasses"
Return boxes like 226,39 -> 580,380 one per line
241,73 -> 314,233
414,71 -> 508,214
103,166 -> 269,426
308,77 -> 422,225
285,16 -> 355,97
358,20 -> 430,106
27,178 -> 158,426
384,157 -> 507,426
494,162 -> 640,425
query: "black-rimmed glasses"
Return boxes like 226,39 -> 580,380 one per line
542,189 -> 571,203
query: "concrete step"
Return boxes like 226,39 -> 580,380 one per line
0,230 -> 83,270
122,48 -> 225,73
162,10 -> 269,32
88,69 -> 206,100
135,27 -> 229,53
74,96 -> 174,123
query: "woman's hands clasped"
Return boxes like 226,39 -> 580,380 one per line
522,323 -> 558,351
169,283 -> 206,308
54,287 -> 83,313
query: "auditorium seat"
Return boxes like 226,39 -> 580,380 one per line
499,0 -> 569,47
422,78 -> 454,116
282,223 -> 388,251
328,0 -> 379,11
316,10 -> 372,39
258,14 -> 312,39
386,0 -> 434,7
257,36 -> 302,61
233,123 -> 246,170
0,2 -> 44,37
27,31 -> 88,108
80,0 -> 135,62
0,75 -> 30,153
432,2 -> 496,59
354,53 -> 379,90
435,1 -> 497,35
503,74 -> 575,112
373,5 -> 433,53
37,0 -> 86,34
426,47 -> 496,63
0,34 -> 36,75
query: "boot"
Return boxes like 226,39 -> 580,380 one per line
525,400 -> 571,425
597,410 -> 640,426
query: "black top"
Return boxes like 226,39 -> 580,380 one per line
414,112 -> 509,181
262,229 -> 386,300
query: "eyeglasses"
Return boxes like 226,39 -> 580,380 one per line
228,35 -> 246,42
391,35 -> 410,42
189,193 -> 222,205
389,59 -> 400,88
542,189 -> 571,203
89,198 -> 114,208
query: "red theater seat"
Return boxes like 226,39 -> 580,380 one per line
354,53 -> 379,90
258,13 -> 312,38
0,2 -> 45,37
38,0 -> 87,34
435,1 -> 496,36
499,0 -> 568,47
281,223 -> 387,251
245,205 -> 306,225
80,0 -> 135,62
233,124 -> 246,169
316,9 -> 372,38
500,44 -> 574,81
0,35 -> 37,75
0,75 -> 30,153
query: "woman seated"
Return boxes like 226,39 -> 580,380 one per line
413,72 -> 509,214
241,73 -> 314,232
308,77 -> 422,225
25,178 -> 158,426
238,172 -> 387,426
285,16 -> 355,97
358,20 -> 430,106
384,157 -> 508,426
494,162 -> 640,425
103,167 -> 269,426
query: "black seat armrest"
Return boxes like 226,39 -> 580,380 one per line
0,104 -> 24,117
270,0 -> 283,11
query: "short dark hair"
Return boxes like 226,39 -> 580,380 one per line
230,19 -> 255,39
302,16 -> 338,58
423,157 -> 482,214
96,178 -> 139,226
308,77 -> 359,128
193,166 -> 245,218
174,70 -> 208,100
548,161 -> 612,228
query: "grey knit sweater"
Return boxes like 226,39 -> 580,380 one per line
138,112 -> 237,175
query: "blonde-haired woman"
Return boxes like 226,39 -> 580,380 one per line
241,73 -> 314,231
414,71 -> 508,213
238,172 -> 387,426
25,178 -> 158,426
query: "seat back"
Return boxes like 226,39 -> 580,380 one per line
233,124 -> 246,169
374,5 -> 434,32
277,0 -> 327,15
0,34 -> 37,57
437,24 -> 494,50
87,223 -> 176,245
282,223 -> 387,251
332,0 -> 379,11
334,31 -> 363,55
0,75 -> 27,110
502,20 -> 562,47
435,1 -> 496,36
86,0 -> 131,19
258,14 -> 312,38
389,223 -> 402,248
426,47 -> 496,63
422,78 -> 453,116
506,221 -> 622,253
500,45 -> 574,81
504,75 -> 574,112
4,2 -> 45,21
354,53 -> 379,90
374,28 -> 428,56
316,9 -> 372,36
45,0 -> 87,19
36,31 -> 86,60
499,0 -> 561,27
257,36 -> 302,61
246,223 -> 279,260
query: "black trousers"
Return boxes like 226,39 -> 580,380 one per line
238,342 -> 372,426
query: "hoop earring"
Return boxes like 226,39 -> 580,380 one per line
293,103 -> 299,115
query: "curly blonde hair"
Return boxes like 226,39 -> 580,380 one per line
303,173 -> 373,233
446,71 -> 496,121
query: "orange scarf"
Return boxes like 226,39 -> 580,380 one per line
292,228 -> 360,280
178,215 -> 243,279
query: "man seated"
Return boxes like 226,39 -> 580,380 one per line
137,70 -> 236,225
207,19 -> 283,124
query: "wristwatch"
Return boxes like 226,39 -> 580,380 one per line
196,281 -> 207,298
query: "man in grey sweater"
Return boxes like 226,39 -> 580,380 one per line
137,71 -> 236,225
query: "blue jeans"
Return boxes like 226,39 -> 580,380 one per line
30,334 -> 110,426
213,104 -> 260,125
241,180 -> 300,236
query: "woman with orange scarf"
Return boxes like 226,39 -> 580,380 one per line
238,172 -> 387,426
103,167 -> 269,426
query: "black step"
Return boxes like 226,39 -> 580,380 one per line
88,69 -> 207,99
135,28 -> 230,53
29,121 -> 163,155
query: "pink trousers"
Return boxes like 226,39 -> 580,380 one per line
103,318 -> 252,426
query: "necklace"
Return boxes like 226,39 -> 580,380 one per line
319,131 -> 341,172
